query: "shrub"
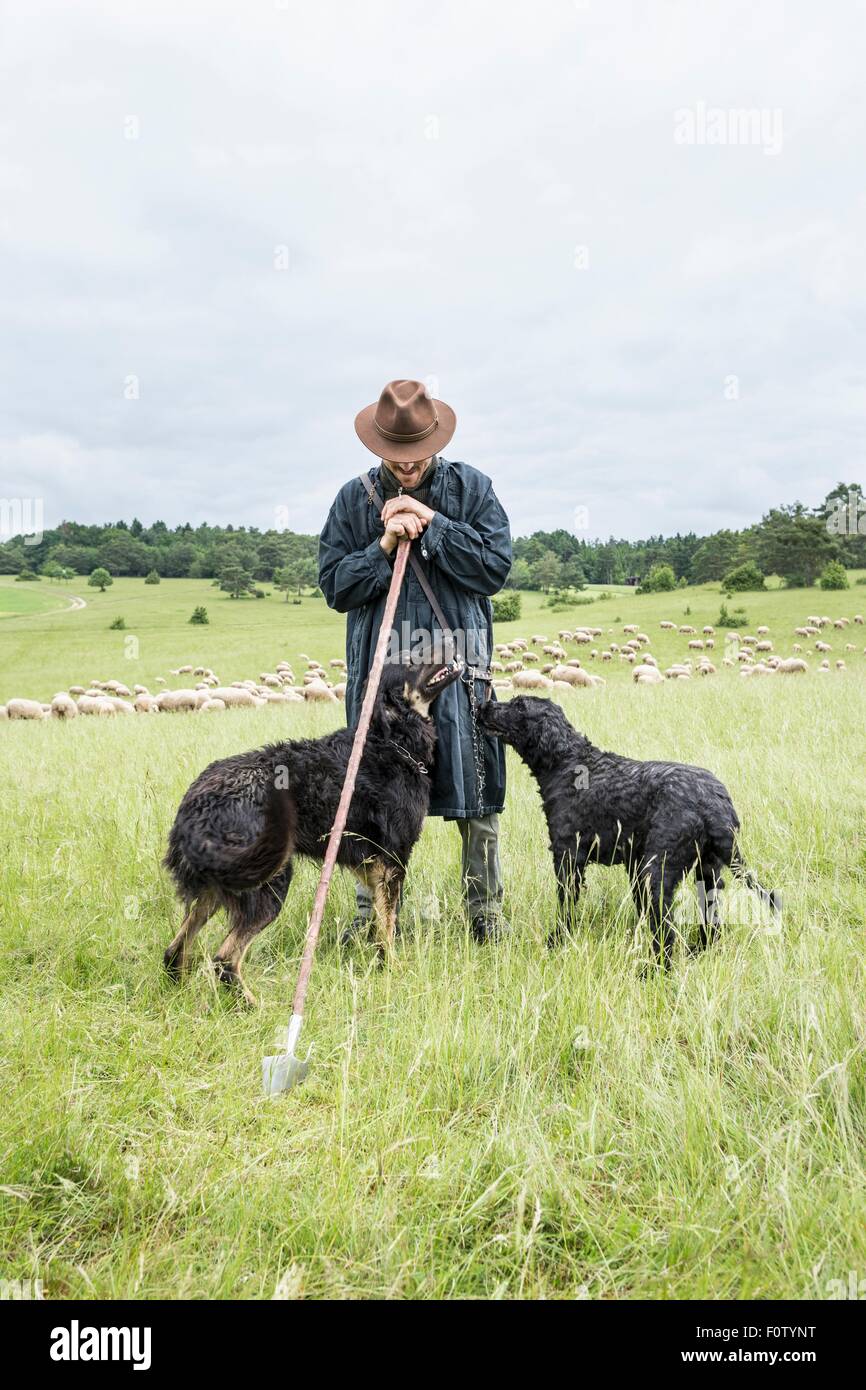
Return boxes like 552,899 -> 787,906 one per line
718,602 -> 749,628
637,565 -> 676,594
15,569 -> 40,582
819,560 -> 849,591
144,570 -> 160,585
491,590 -> 521,622
189,606 -> 209,625
721,561 -> 765,592
88,567 -> 113,591
109,616 -> 126,630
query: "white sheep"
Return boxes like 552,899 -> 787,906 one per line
632,664 -> 663,684
513,670 -> 554,690
7,698 -> 48,720
50,692 -> 79,720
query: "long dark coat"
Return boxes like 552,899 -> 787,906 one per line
318,457 -> 512,819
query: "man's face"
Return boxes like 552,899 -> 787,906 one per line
384,456 -> 433,489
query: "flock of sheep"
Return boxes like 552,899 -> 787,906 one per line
0,656 -> 347,722
489,609 -> 865,693
2,610 -> 863,724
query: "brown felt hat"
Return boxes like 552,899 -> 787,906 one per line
355,379 -> 456,463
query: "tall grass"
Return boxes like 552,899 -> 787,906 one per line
2,664 -> 865,1298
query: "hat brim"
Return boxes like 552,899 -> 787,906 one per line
354,398 -> 456,463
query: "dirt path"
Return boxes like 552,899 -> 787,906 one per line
66,595 -> 87,611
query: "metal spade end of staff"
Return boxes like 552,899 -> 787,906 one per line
263,538 -> 411,1096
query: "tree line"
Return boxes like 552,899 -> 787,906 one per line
1,483 -> 863,593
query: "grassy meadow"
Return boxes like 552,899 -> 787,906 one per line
1,573 -> 865,1299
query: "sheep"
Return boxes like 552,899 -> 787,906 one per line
601,651 -> 612,662
332,683 -> 347,700
330,658 -> 347,669
736,650 -> 753,663
698,661 -> 717,676
664,665 -> 691,679
757,626 -> 770,636
0,705 -> 6,720
573,630 -> 592,644
196,698 -> 227,712
641,653 -> 658,667
133,693 -> 160,713
705,638 -> 715,650
522,651 -> 539,664
513,670 -> 555,690
659,621 -> 677,630
107,697 -> 134,715
6,698 -> 48,720
565,658 -> 582,669
304,679 -> 338,703
755,640 -> 773,653
505,660 -> 524,673
158,689 -> 205,713
834,618 -> 849,629
794,627 -> 810,638
741,635 -> 757,646
50,692 -> 79,720
792,643 -> 802,652
632,664 -> 663,684
815,641 -> 832,653
622,624 -> 638,635
703,625 -> 715,636
636,633 -> 650,646
511,638 -> 528,651
855,615 -> 864,625
845,643 -> 856,652
549,664 -> 597,688
679,625 -> 697,635
531,634 -> 549,645
836,659 -> 847,670
177,665 -> 194,675
156,676 -> 167,686
687,639 -> 704,651
69,685 -> 87,696
775,658 -> 808,675
79,695 -> 119,716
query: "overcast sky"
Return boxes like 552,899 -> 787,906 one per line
1,0 -> 864,541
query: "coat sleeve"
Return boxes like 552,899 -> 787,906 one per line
318,487 -> 394,613
421,482 -> 512,596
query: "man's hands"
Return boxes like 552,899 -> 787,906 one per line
379,495 -> 437,555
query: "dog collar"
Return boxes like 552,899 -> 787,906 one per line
389,740 -> 429,776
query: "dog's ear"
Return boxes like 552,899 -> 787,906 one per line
371,677 -> 404,732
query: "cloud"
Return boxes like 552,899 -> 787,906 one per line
1,0 -> 864,540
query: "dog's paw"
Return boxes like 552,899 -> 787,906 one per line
213,958 -> 257,1009
163,947 -> 183,980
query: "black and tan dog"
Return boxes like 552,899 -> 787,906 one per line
163,658 -> 462,1004
480,696 -> 779,966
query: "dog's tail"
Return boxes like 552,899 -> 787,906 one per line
167,784 -> 297,894
730,852 -> 782,918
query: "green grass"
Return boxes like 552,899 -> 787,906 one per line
1,575 -> 865,1298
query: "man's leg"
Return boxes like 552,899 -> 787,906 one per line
457,815 -> 508,941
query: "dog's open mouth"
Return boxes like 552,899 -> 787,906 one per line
422,657 -> 463,697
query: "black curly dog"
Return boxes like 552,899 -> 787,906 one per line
163,658 -> 462,1004
480,696 -> 779,966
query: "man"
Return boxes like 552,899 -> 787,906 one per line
318,378 -> 512,941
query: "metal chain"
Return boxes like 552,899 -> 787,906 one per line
462,665 -> 487,813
